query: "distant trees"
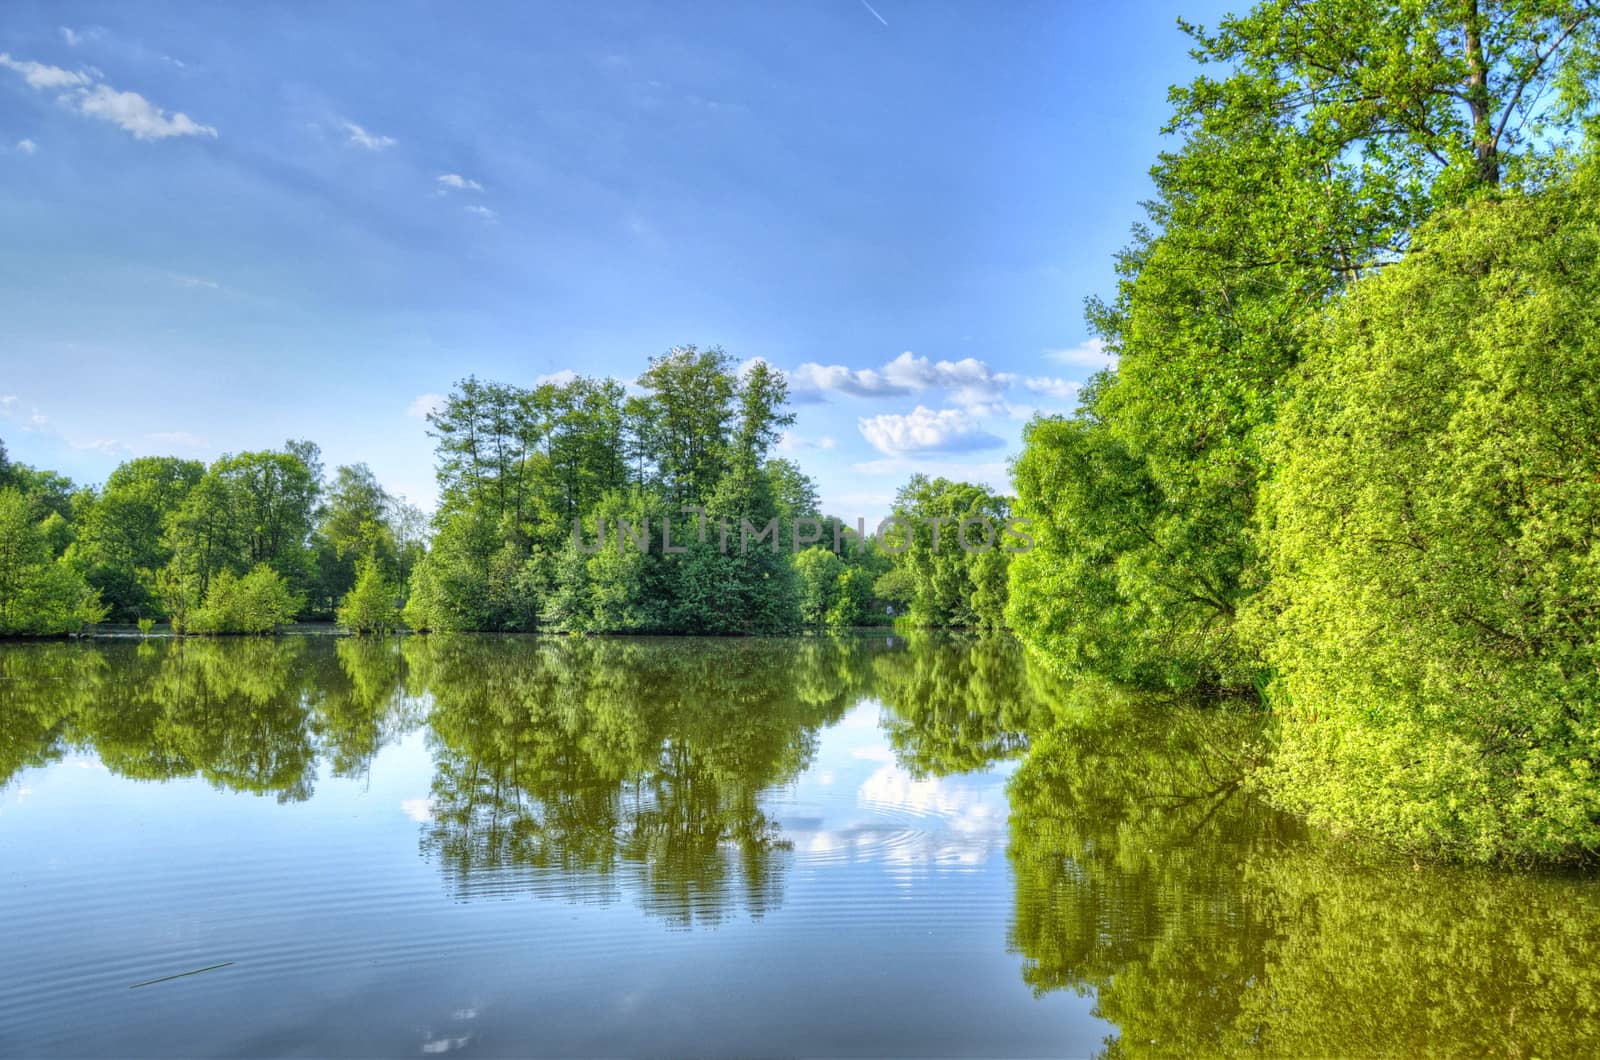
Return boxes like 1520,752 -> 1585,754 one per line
410,347 -> 813,634
0,344 -> 1016,637
187,564 -> 303,635
73,457 -> 204,620
0,487 -> 105,635
886,476 -> 1015,631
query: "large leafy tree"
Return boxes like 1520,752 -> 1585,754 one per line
1011,0 -> 1600,691
73,456 -> 204,620
1256,158 -> 1600,862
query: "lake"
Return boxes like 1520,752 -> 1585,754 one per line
2,634 -> 1598,1056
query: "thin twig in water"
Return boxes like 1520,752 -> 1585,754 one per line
128,961 -> 235,989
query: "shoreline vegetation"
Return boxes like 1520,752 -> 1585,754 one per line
5,0 -> 1600,867
0,348 -> 1012,642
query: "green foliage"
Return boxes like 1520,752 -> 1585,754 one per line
825,567 -> 875,628
188,563 -> 303,635
419,347 -> 807,634
1010,0 -> 1600,695
1255,161 -> 1600,862
1008,416 -> 1245,689
0,487 -> 106,635
72,456 -> 204,620
160,444 -> 321,624
793,546 -> 844,626
336,558 -> 401,634
885,475 -> 1013,630
136,617 -> 155,636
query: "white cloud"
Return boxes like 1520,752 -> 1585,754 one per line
70,437 -> 132,457
436,173 -> 483,192
464,204 -> 497,222
776,431 -> 837,453
407,393 -> 445,420
788,351 -> 1014,410
342,120 -> 395,151
857,406 -> 1003,456
75,84 -> 216,140
0,53 -> 90,89
15,138 -> 37,155
145,430 -> 208,450
0,396 -> 48,431
175,275 -> 219,290
60,27 -> 83,47
1044,337 -> 1117,373
535,369 -> 579,386
0,54 -> 215,141
401,797 -> 435,822
1023,377 -> 1081,400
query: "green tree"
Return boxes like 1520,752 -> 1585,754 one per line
825,567 -> 875,628
0,487 -> 106,635
73,456 -> 204,620
1011,0 -> 1600,693
793,546 -> 844,627
311,463 -> 398,613
336,557 -> 401,633
886,475 -> 1012,629
1255,159 -> 1600,862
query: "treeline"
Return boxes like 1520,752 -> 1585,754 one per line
0,437 -> 424,636
0,348 -> 1014,637
1006,0 -> 1600,862
404,348 -> 1012,634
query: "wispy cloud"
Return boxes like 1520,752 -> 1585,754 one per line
436,173 -> 483,192
59,27 -> 83,47
0,53 -> 215,140
15,138 -> 37,155
407,393 -> 445,420
342,119 -> 396,151
857,406 -> 1003,456
1044,338 -> 1116,373
1023,377 -> 1080,401
858,0 -> 890,27
145,430 -> 208,450
174,274 -> 220,290
777,431 -> 837,453
464,204 -> 497,222
0,395 -> 49,430
76,84 -> 216,140
0,53 -> 90,89
70,437 -> 132,457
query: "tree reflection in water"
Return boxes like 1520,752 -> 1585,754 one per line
410,635 -> 882,924
4,634 -> 1599,1052
1007,681 -> 1600,1057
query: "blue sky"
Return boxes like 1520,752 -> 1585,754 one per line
1,0 -> 1226,518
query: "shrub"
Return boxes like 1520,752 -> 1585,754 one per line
337,559 -> 401,634
189,564 -> 302,635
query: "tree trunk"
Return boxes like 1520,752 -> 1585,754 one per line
1462,0 -> 1500,186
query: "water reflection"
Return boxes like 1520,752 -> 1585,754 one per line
1008,682 -> 1600,1057
411,635 -> 885,923
4,634 -> 1600,1054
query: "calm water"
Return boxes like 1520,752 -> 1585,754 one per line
2,634 -> 1598,1057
